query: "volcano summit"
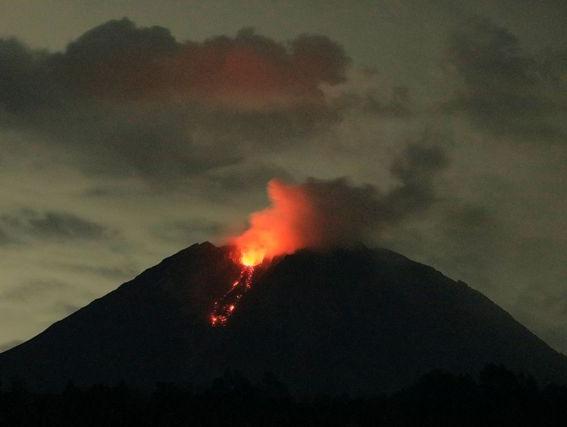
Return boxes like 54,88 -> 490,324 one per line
1,242 -> 566,395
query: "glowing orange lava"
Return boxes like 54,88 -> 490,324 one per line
240,247 -> 266,267
210,264 -> 255,327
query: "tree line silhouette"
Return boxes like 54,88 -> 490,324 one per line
2,364 -> 567,426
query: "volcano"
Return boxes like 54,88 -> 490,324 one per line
1,242 -> 566,395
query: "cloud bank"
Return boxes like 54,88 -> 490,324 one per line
0,19 -> 351,182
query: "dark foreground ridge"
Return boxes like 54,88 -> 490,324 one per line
1,242 -> 566,396
3,365 -> 567,426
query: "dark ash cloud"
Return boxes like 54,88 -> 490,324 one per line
54,21 -> 348,108
310,141 -> 449,246
0,19 -> 351,183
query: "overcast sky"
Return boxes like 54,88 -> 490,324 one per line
0,0 -> 566,354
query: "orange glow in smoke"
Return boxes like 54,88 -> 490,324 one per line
210,179 -> 319,327
232,179 -> 312,266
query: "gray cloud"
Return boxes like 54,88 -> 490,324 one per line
445,16 -> 566,142
152,219 -> 225,245
58,263 -> 139,281
205,161 -> 295,197
1,279 -> 70,302
0,209 -> 108,243
332,76 -> 415,118
363,86 -> 414,118
385,142 -> 450,219
52,302 -> 80,316
0,228 -> 13,245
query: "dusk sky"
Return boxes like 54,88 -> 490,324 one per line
1,0 -> 566,355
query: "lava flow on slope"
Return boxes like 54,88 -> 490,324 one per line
209,245 -> 270,327
209,261 -> 256,327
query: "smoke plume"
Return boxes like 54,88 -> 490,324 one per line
231,144 -> 448,264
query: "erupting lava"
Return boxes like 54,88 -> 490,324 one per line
209,246 -> 270,327
210,178 -> 350,327
240,247 -> 266,267
209,180 -> 308,326
231,179 -> 311,266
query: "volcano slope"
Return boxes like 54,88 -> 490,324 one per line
1,242 -> 566,396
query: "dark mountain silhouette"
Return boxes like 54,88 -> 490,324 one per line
1,242 -> 566,396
